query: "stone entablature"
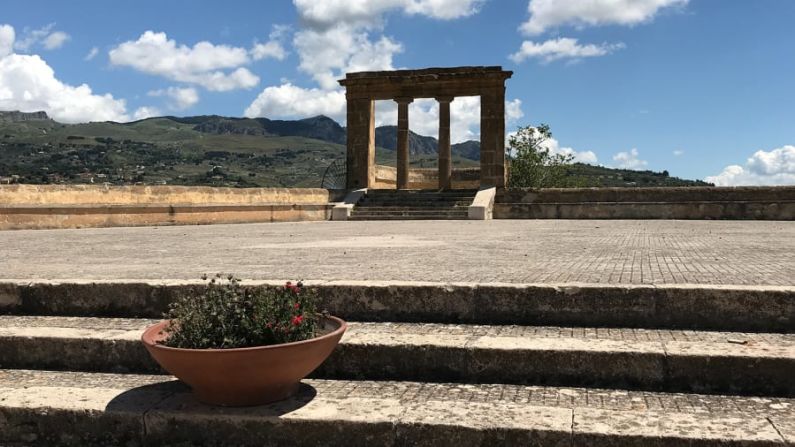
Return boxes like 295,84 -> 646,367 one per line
339,66 -> 513,190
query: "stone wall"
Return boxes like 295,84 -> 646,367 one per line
372,165 -> 480,189
0,185 -> 343,230
494,186 -> 795,220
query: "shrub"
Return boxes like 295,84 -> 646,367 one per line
507,124 -> 587,188
161,275 -> 320,349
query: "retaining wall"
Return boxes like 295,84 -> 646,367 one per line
0,185 -> 344,230
494,186 -> 795,220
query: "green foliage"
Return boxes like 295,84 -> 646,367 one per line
162,275 -> 321,349
507,124 -> 587,188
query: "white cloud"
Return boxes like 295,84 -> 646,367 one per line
520,0 -> 688,35
148,86 -> 199,110
132,106 -> 161,120
12,24 -> 70,51
244,83 -> 347,121
294,24 -> 403,90
84,47 -> 99,61
0,25 -> 13,58
612,148 -> 648,169
42,31 -> 70,50
706,146 -> 795,186
108,31 -> 259,91
673,149 -> 684,156
251,25 -> 289,61
542,136 -> 598,164
293,0 -> 484,29
510,37 -> 624,64
0,24 -> 129,123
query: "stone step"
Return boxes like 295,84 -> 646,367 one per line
349,215 -> 469,221
1,316 -> 792,396
350,211 -> 469,217
352,206 -> 471,212
0,369 -> 792,446
358,199 -> 474,206
3,281 -> 792,332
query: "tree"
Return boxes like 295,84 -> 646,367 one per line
506,124 -> 581,188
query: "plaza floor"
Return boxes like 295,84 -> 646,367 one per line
1,219 -> 792,286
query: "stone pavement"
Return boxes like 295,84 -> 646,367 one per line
1,219 -> 793,286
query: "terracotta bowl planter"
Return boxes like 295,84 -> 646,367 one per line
141,316 -> 346,406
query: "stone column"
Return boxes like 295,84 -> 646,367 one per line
479,85 -> 506,187
436,97 -> 454,190
395,97 -> 413,190
345,96 -> 375,189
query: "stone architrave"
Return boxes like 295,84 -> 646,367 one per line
339,67 -> 513,190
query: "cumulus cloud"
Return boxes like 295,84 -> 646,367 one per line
291,0 -> 480,89
520,0 -> 688,35
13,24 -> 70,51
612,148 -> 648,169
132,106 -> 161,121
84,46 -> 99,61
294,0 -> 484,29
251,25 -> 290,61
109,31 -> 259,91
0,24 -> 129,123
542,136 -> 598,164
0,25 -> 13,58
705,146 -> 795,186
244,83 -> 347,121
42,31 -> 70,50
510,37 -> 625,63
246,0 -> 524,135
148,86 -> 199,110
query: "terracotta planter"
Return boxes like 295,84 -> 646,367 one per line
141,316 -> 346,406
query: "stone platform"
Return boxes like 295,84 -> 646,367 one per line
1,219 -> 793,285
0,219 -> 793,446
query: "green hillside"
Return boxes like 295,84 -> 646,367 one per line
0,114 -> 475,188
0,111 -> 709,188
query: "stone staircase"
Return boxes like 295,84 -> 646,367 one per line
0,281 -> 793,446
348,189 -> 477,220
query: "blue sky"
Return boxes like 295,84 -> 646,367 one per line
1,0 -> 793,185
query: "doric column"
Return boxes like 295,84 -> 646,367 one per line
436,96 -> 454,190
395,97 -> 413,190
346,96 -> 375,189
479,85 -> 506,187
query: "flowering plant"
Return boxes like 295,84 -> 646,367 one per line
160,274 -> 320,349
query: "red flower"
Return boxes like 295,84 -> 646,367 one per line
292,315 -> 304,326
294,302 -> 300,310
284,281 -> 292,289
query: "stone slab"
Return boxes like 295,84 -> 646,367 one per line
3,280 -> 792,331
1,316 -> 792,395
0,369 -> 791,446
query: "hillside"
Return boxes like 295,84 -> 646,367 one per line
0,111 -> 710,188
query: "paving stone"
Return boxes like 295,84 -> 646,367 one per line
0,220 -> 792,286
0,370 -> 791,446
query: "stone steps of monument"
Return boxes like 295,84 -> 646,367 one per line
1,315 -> 792,397
3,281 -> 792,332
2,369 -> 792,447
350,211 -> 469,220
350,189 -> 477,220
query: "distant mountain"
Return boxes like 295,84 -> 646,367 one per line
0,110 -> 710,188
185,115 -> 482,161
0,110 -> 51,123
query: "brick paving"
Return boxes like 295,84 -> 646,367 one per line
0,220 -> 792,286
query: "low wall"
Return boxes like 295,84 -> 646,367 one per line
373,165 -> 480,189
0,185 -> 343,230
494,186 -> 795,220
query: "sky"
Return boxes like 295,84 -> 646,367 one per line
1,0 -> 793,185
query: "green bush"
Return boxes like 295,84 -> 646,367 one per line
161,275 -> 320,349
507,124 -> 587,188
